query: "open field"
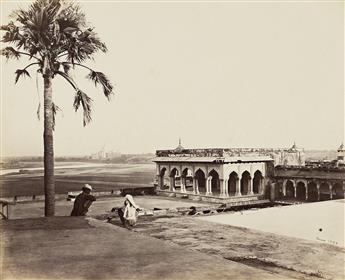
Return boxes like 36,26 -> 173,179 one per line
0,163 -> 155,197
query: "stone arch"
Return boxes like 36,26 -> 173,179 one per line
182,167 -> 193,192
159,167 -> 169,190
253,170 -> 263,194
296,181 -> 306,200
285,180 -> 295,198
182,167 -> 193,177
239,168 -> 251,178
296,179 -> 307,186
333,182 -> 344,199
228,171 -> 238,196
307,181 -> 318,201
169,168 -> 180,191
208,169 -> 220,195
194,166 -> 207,176
170,168 -> 179,177
319,182 -> 331,201
240,171 -> 251,195
160,167 -> 167,176
195,169 -> 206,195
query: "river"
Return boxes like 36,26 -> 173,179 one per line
0,163 -> 111,176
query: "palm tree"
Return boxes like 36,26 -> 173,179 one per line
1,0 -> 114,216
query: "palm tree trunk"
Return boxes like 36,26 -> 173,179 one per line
43,76 -> 55,216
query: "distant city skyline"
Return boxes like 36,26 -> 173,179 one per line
1,1 -> 344,157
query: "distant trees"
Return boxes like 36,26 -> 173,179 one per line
1,0 -> 114,216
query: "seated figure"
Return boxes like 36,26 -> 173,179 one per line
70,184 -> 96,216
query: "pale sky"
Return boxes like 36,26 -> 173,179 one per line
1,1 -> 344,156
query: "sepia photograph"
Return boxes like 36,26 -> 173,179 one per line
0,0 -> 344,279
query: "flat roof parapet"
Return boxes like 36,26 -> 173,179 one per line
156,148 -> 298,157
153,155 -> 273,163
275,165 -> 345,172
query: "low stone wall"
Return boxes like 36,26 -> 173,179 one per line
1,194 -> 67,203
1,187 -> 156,203
156,190 -> 267,204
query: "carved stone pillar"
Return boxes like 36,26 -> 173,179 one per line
157,175 -> 163,190
283,181 -> 287,196
206,176 -> 212,196
259,177 -> 263,194
261,178 -> 266,195
270,182 -> 276,202
225,178 -> 229,197
248,177 -> 254,195
220,179 -> 228,198
169,176 -> 175,192
235,178 -> 241,196
180,176 -> 186,193
193,177 -> 199,195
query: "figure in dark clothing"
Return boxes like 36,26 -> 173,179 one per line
70,184 -> 96,216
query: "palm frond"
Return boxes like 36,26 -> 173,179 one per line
2,0 -> 114,127
87,70 -> 113,99
55,70 -> 78,90
57,2 -> 86,30
2,0 -> 111,69
15,0 -> 62,29
51,102 -> 61,130
73,89 -> 92,126
61,62 -> 71,74
0,22 -> 21,44
0,22 -> 16,32
64,28 -> 108,63
15,68 -> 31,83
1,47 -> 20,60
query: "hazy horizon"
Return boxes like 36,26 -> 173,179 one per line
0,146 -> 340,160
1,1 -> 344,157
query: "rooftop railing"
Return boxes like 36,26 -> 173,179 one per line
156,148 -> 300,157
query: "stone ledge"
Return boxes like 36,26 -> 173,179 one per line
1,187 -> 156,203
156,190 -> 267,204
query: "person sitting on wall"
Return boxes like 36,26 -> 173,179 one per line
70,184 -> 96,216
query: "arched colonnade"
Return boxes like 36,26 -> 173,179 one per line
157,163 -> 266,198
281,179 -> 344,201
